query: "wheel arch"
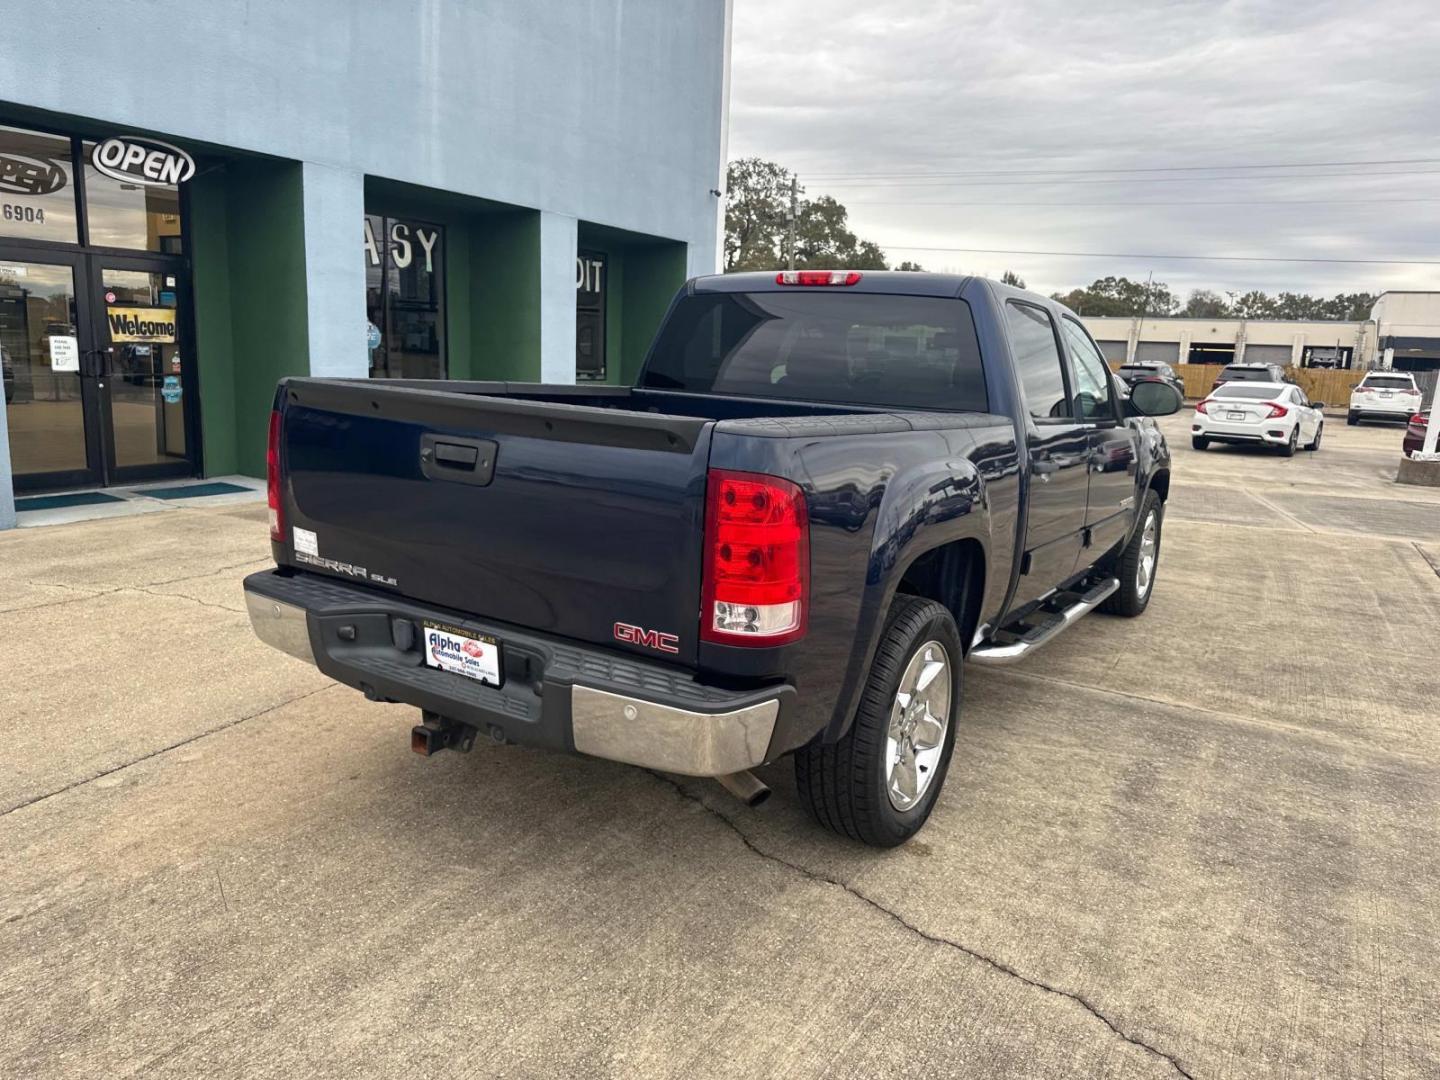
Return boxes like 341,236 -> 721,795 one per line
893,537 -> 987,656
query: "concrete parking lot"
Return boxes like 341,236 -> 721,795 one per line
3,414 -> 1438,1079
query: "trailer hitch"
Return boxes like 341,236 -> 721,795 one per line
410,711 -> 479,756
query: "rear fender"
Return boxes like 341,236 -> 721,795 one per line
821,450 -> 992,743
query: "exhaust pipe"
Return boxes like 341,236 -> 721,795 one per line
714,770 -> 771,808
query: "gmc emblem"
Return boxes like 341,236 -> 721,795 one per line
614,622 -> 679,654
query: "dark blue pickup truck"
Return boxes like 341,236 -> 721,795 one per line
244,271 -> 1179,846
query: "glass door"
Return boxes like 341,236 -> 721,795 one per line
89,255 -> 196,483
1,250 -> 105,491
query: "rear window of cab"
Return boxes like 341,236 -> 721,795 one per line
640,292 -> 988,412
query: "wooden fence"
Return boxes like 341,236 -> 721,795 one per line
1112,363 -> 1380,408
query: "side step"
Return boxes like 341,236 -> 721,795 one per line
968,577 -> 1119,666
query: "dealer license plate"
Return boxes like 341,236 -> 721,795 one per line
422,622 -> 502,687
1227,411 -> 1246,421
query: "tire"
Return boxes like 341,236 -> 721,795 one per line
1279,427 -> 1298,457
1346,411 -> 1359,426
794,596 -> 961,848
1100,488 -> 1162,618
1305,423 -> 1323,451
1191,436 -> 1209,450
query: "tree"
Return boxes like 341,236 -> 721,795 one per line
723,157 -> 793,271
1230,290 -> 1279,318
895,260 -> 925,272
1181,289 -> 1230,318
1000,270 -> 1026,289
723,158 -> 890,271
1051,276 -> 1177,317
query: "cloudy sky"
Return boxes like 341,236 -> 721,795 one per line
727,0 -> 1440,300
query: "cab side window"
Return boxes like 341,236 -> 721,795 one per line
1005,301 -> 1071,420
1062,318 -> 1117,421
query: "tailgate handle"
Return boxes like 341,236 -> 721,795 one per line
434,441 -> 480,469
420,435 -> 497,486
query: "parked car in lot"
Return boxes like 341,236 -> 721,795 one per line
244,271 -> 1182,846
1210,361 -> 1293,391
1116,361 -> 1185,397
1192,381 -> 1325,456
2,344 -> 13,404
1404,411 -> 1431,457
1348,371 -> 1424,425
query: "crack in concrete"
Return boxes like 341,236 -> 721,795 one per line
646,770 -> 1196,1080
8,559 -> 266,616
0,685 -> 334,818
1414,542 -> 1440,580
125,585 -> 247,615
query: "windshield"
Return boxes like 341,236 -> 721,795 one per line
1213,385 -> 1282,400
640,292 -> 988,412
1362,375 -> 1414,389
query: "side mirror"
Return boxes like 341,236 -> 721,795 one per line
1311,401 -> 1325,409
1127,378 -> 1183,417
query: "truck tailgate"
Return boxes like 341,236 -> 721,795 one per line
276,380 -> 712,665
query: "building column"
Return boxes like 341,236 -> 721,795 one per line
0,387 -> 14,530
301,163 -> 368,378
538,212 -> 578,384
1176,331 -> 1192,364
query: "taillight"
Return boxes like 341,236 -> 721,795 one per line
1412,414 -> 1429,426
1265,403 -> 1289,419
701,469 -> 809,646
267,409 -> 284,542
775,270 -> 862,286
1195,399 -> 1212,414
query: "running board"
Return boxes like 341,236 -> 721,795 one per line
968,577 -> 1120,666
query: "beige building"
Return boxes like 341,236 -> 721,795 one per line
1080,291 -> 1440,384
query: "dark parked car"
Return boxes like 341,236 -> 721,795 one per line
1117,361 -> 1185,397
1211,362 -> 1293,391
2,345 -> 13,405
245,271 -> 1181,846
1404,411 -> 1430,457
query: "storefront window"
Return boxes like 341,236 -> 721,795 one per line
364,213 -> 445,379
82,140 -> 183,252
0,125 -> 79,244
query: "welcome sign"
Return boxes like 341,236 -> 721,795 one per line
107,306 -> 177,344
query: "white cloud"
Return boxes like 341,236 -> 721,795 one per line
728,0 -> 1440,297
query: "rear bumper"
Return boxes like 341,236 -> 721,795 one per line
1192,418 -> 1293,444
1349,401 -> 1419,418
244,570 -> 790,777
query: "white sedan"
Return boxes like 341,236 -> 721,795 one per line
1191,382 -> 1325,456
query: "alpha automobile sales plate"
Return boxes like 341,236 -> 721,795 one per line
422,622 -> 502,687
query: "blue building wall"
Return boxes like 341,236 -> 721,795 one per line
0,0 -> 730,518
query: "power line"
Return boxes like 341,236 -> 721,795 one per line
845,197 -> 1440,208
871,244 -> 1440,267
819,170 -> 1440,189
802,156 -> 1440,179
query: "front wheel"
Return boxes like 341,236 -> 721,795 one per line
1100,488 -> 1162,617
794,596 -> 961,847
1306,423 -> 1323,451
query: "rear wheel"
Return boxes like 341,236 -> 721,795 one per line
1191,436 -> 1209,450
1100,488 -> 1162,618
1306,423 -> 1323,451
794,596 -> 961,847
1279,427 -> 1298,457
1347,411 -> 1359,426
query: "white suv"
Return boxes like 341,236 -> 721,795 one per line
1348,372 -> 1423,425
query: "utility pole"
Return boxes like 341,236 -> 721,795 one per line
1138,270 -> 1153,320
786,177 -> 798,270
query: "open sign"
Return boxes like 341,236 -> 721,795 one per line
91,136 -> 196,187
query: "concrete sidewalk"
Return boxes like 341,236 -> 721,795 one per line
2,417 -> 1439,1078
